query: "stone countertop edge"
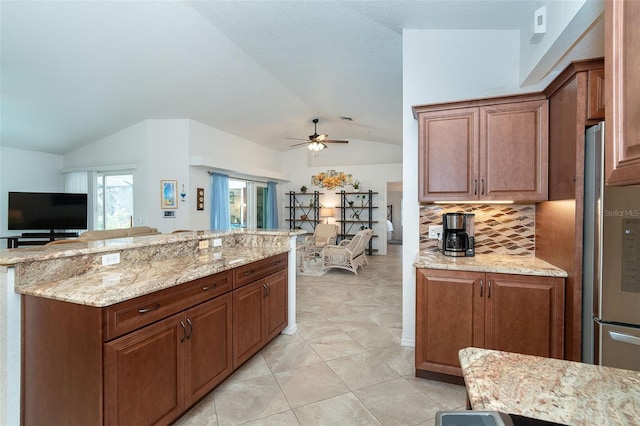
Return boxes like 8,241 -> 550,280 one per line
413,251 -> 567,278
14,246 -> 290,307
0,228 -> 305,266
458,347 -> 640,426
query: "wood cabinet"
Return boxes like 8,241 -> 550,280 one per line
605,0 -> 640,185
416,268 -> 564,381
538,58 -> 603,362
413,94 -> 548,203
22,254 -> 287,426
104,294 -> 233,426
233,269 -> 287,368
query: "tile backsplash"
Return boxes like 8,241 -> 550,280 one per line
420,204 -> 535,256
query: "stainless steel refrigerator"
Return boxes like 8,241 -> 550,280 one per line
583,122 -> 640,370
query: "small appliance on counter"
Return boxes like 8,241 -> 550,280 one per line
442,212 -> 475,257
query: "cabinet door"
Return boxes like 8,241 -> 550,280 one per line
104,313 -> 185,426
232,279 -> 266,368
480,100 -> 548,202
417,108 -> 479,202
264,269 -> 288,342
415,269 -> 484,377
185,294 -> 233,405
485,273 -> 564,359
605,0 -> 640,185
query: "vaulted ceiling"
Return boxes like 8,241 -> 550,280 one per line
1,1 -> 596,155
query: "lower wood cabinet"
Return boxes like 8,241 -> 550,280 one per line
233,269 -> 288,368
104,294 -> 233,426
416,268 -> 564,380
21,254 -> 287,426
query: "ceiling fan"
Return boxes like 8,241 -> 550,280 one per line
288,118 -> 349,151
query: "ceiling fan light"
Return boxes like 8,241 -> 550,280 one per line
308,141 -> 326,151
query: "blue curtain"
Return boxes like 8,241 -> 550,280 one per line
266,181 -> 279,229
210,172 -> 230,230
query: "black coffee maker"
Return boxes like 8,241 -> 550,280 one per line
442,212 -> 475,257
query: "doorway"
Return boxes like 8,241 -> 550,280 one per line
387,181 -> 403,246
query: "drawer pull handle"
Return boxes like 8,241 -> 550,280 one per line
487,280 -> 491,298
263,283 -> 269,297
474,179 -> 478,196
480,280 -> 483,297
138,303 -> 160,314
186,318 -> 193,340
180,321 -> 187,343
609,331 -> 640,346
481,179 -> 485,195
202,284 -> 217,291
244,270 -> 255,276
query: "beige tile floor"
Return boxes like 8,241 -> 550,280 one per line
176,244 -> 466,426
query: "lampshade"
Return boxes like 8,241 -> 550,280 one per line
319,207 -> 334,217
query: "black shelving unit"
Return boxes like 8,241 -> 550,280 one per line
336,190 -> 378,255
285,191 -> 322,231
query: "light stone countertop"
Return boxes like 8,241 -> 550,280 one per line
14,245 -> 287,307
459,347 -> 640,425
413,251 -> 567,277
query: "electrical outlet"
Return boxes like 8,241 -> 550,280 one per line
213,238 -> 222,247
428,225 -> 443,240
101,253 -> 120,266
198,240 -> 209,250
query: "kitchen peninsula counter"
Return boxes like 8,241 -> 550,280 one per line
2,229 -> 305,306
459,347 -> 640,425
414,251 -> 567,277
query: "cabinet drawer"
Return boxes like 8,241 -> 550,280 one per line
233,253 -> 287,289
104,271 -> 232,341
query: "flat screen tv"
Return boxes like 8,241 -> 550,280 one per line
8,192 -> 88,232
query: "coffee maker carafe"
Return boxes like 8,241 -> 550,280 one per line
442,212 -> 475,257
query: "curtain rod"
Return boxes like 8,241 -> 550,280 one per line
207,171 -> 277,185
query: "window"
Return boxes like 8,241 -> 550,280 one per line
96,173 -> 134,230
229,179 -> 268,229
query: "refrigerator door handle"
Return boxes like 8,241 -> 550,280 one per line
609,331 -> 640,347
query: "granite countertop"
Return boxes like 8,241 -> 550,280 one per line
413,251 -> 567,277
0,228 -> 305,265
14,245 -> 288,307
459,347 -> 640,425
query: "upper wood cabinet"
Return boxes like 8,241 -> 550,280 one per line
544,58 -> 604,201
413,94 -> 548,203
605,0 -> 640,185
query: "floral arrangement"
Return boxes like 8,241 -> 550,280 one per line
311,170 -> 353,190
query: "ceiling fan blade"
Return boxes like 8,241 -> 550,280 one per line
324,139 -> 349,144
314,133 -> 328,142
286,137 -> 308,141
290,142 -> 310,147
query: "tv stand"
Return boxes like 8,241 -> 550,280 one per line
2,231 -> 80,249
21,231 -> 79,238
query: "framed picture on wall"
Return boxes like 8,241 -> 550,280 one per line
161,180 -> 178,209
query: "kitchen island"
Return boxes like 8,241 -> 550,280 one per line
0,228 -> 304,426
459,347 -> 640,425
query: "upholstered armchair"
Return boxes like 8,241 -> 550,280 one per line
305,223 -> 338,256
321,228 -> 373,275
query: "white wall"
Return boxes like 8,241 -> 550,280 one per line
187,119 -> 289,231
402,29 -> 542,347
0,147 -> 64,239
146,120 -> 191,233
282,142 -> 402,255
63,121 -> 150,229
